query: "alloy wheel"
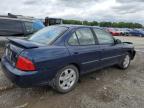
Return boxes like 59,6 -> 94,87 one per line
59,68 -> 76,90
123,55 -> 130,68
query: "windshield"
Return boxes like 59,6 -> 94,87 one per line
28,26 -> 68,44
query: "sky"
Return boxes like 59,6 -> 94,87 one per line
0,0 -> 144,24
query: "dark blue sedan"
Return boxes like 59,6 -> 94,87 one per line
129,29 -> 144,37
1,25 -> 136,93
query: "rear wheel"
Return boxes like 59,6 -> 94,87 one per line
118,53 -> 131,69
52,65 -> 79,93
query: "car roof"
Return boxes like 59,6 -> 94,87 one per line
55,24 -> 102,29
0,17 -> 34,22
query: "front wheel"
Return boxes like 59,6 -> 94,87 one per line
118,53 -> 131,69
52,65 -> 79,93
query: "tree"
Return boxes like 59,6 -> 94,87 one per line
99,22 -> 112,27
62,19 -> 143,28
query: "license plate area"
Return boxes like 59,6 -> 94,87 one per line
5,48 -> 12,61
5,47 -> 16,66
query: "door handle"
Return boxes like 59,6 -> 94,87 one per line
73,52 -> 79,55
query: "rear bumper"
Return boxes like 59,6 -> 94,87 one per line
1,57 -> 51,87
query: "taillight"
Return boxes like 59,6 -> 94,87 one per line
16,56 -> 36,71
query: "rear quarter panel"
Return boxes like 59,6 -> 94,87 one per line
0,36 -> 29,58
20,46 -> 72,79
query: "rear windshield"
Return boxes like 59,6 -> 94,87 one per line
28,26 -> 68,44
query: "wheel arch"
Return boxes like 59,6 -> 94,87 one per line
69,63 -> 80,75
127,50 -> 136,60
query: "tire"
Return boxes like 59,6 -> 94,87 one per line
139,34 -> 142,37
118,53 -> 131,69
51,65 -> 79,93
126,33 -> 129,36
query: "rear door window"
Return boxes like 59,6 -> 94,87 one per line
68,33 -> 79,45
75,28 -> 95,45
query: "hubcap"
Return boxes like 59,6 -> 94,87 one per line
59,68 -> 76,90
123,55 -> 130,68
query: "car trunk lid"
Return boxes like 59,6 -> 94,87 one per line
8,38 -> 39,49
5,38 -> 42,67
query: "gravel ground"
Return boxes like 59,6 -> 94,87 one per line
0,37 -> 144,108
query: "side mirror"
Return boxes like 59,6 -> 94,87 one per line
114,39 -> 122,44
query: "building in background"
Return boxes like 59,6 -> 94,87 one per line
43,17 -> 63,26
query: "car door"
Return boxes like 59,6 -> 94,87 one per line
67,27 -> 101,74
93,28 -> 123,67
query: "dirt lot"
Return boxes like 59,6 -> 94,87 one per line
115,36 -> 144,48
0,36 -> 144,108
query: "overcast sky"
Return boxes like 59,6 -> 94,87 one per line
0,0 -> 144,24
